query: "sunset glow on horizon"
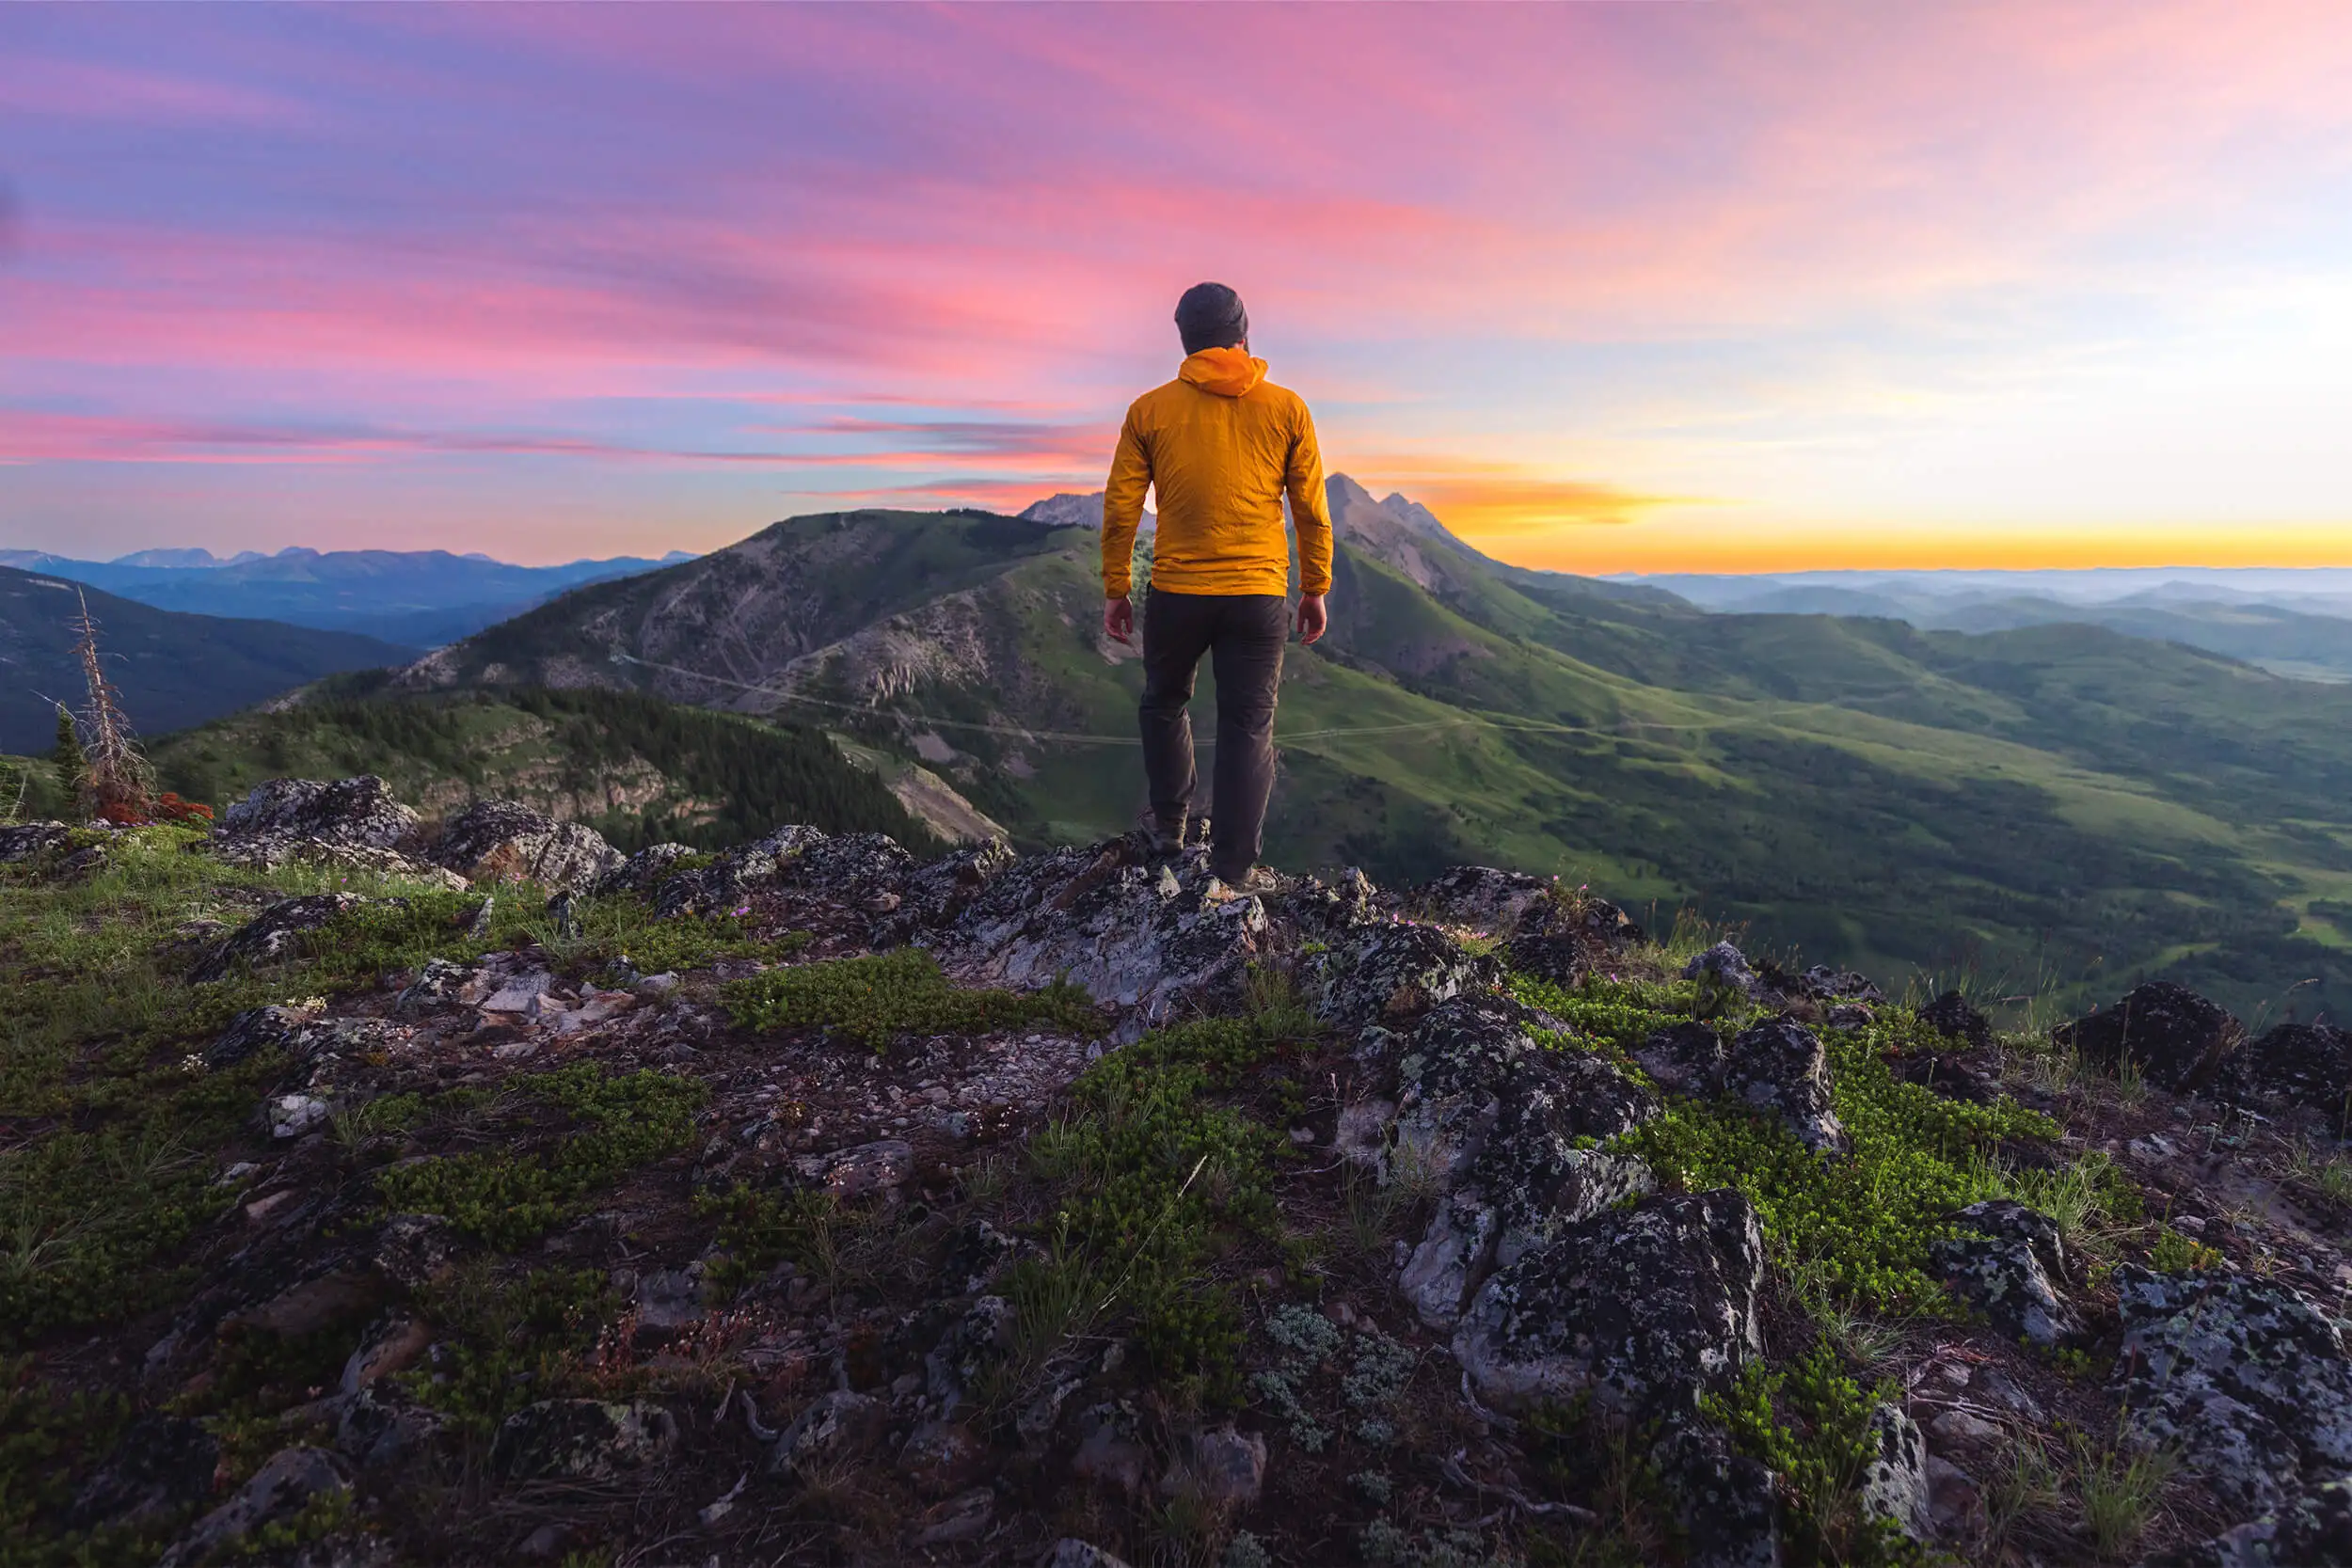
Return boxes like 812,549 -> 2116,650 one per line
6,4 -> 2352,572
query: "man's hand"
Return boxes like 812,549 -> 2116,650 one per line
1295,593 -> 1327,645
1104,595 -> 1136,647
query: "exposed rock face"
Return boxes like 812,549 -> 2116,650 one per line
189,893 -> 366,983
2140,1475 -> 2352,1567
2219,1022 -> 2352,1112
0,821 -> 70,863
1311,921 -> 1502,1033
1931,1200 -> 2083,1347
491,1400 -> 678,1480
2056,981 -> 2243,1094
2113,1265 -> 2352,1514
1724,1018 -> 1847,1155
1917,990 -> 1994,1050
1453,1189 -> 1766,1417
1636,1020 -> 1728,1096
1654,1418 -> 1784,1568
652,824 -> 829,916
1762,963 -> 1884,1005
1411,866 -> 1552,933
1685,941 -> 1763,998
219,776 -> 421,851
1858,1402 -> 1932,1543
432,799 -> 624,893
930,839 -> 1275,1027
592,841 -> 697,898
159,1447 -> 347,1568
1391,997 -> 1659,1326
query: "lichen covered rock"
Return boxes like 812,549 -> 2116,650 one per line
1857,1402 -> 1932,1543
2056,981 -> 2243,1094
1391,996 -> 1659,1325
2218,1022 -> 2352,1112
1917,990 -> 1993,1050
1931,1199 -> 2084,1347
1311,920 -> 1502,1033
930,838 -> 1275,1027
189,893 -> 365,983
432,799 -> 624,893
218,776 -> 421,851
2113,1264 -> 2352,1513
0,821 -> 70,863
491,1399 -> 678,1480
2139,1474 -> 2352,1567
1453,1188 -> 1765,1417
158,1447 -> 347,1568
1724,1018 -> 1847,1155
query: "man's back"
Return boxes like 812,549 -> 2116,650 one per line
1103,346 -> 1332,602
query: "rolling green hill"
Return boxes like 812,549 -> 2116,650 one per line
293,490 -> 2352,1021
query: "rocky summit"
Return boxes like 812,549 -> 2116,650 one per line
11,779 -> 2352,1567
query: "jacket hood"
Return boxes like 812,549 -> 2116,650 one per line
1178,346 -> 1266,398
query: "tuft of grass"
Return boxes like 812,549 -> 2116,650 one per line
721,947 -> 1100,1049
2073,1426 -> 2177,1560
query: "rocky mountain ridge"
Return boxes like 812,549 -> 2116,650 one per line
8,776 -> 2352,1564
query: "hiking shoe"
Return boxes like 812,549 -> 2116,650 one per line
1206,865 -> 1282,902
1134,812 -> 1187,858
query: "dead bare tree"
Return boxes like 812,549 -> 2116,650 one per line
69,589 -> 154,822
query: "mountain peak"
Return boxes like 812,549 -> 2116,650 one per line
1018,492 -> 1154,531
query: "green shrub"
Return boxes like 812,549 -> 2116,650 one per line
1705,1345 -> 1920,1567
1616,1011 -> 2057,1309
721,947 -> 1099,1048
373,1064 -> 706,1248
2147,1226 -> 2222,1273
400,1266 -> 613,1437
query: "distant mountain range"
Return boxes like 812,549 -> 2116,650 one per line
1629,568 -> 2352,682
386,473 -> 2352,1022
0,546 -> 698,648
0,567 -> 412,752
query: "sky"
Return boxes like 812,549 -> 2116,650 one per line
5,3 -> 2352,573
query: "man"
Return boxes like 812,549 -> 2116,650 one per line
1102,281 -> 1333,891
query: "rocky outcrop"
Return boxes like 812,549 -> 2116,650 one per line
930,839 -> 1278,1027
1310,920 -> 1502,1033
189,893 -> 366,984
2141,1475 -> 2352,1567
0,821 -> 70,863
1390,996 -> 1659,1326
1931,1199 -> 2083,1346
2057,981 -> 2243,1094
432,799 -> 624,893
651,824 -> 828,917
219,776 -> 421,850
1684,941 -> 1764,999
1918,990 -> 1993,1050
1724,1018 -> 1847,1155
2217,1022 -> 2352,1112
2113,1265 -> 2352,1514
69,1415 -> 218,1528
1453,1188 -> 1765,1418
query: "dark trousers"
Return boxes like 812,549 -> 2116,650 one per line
1138,589 -> 1287,881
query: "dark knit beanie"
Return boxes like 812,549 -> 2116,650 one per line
1174,282 -> 1248,355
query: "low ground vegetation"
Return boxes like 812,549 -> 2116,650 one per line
1,796 -> 2341,1567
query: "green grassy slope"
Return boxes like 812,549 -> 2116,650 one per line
141,682 -> 940,854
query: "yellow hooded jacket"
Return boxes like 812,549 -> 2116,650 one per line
1101,347 -> 1332,600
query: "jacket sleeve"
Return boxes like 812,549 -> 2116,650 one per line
1285,399 -> 1334,597
1102,406 -> 1151,598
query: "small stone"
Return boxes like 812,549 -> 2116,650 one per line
340,1315 -> 433,1395
898,1419 -> 988,1495
912,1486 -> 994,1545
1924,1454 -> 1984,1539
771,1390 -> 887,1474
1041,1542 -> 1135,1568
1927,1408 -> 2003,1449
1161,1425 -> 1266,1506
1858,1402 -> 1932,1543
